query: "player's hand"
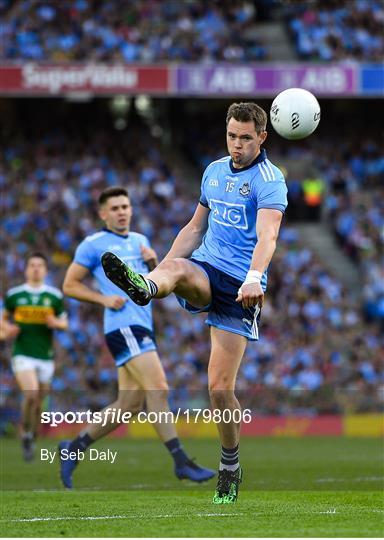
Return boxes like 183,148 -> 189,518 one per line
102,295 -> 127,310
236,282 -> 264,309
0,322 -> 20,340
140,245 -> 158,270
46,314 -> 60,328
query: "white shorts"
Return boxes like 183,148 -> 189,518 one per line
11,355 -> 55,384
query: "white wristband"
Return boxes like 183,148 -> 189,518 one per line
243,270 -> 262,284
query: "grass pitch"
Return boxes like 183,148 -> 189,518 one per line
1,437 -> 383,537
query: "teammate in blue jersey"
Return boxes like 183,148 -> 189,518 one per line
58,186 -> 214,488
101,103 -> 288,503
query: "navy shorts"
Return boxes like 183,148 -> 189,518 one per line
105,325 -> 157,367
176,259 -> 261,341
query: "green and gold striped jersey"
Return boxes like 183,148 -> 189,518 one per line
5,283 -> 66,360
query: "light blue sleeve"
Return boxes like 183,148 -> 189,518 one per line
74,239 -> 98,270
199,164 -> 211,208
255,179 -> 288,213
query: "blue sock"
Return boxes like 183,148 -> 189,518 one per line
69,433 -> 94,454
164,437 -> 189,467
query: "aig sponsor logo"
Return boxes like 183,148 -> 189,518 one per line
209,199 -> 248,230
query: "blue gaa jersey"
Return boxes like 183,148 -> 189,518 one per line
191,149 -> 288,290
74,229 -> 153,334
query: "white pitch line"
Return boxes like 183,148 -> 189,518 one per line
8,515 -> 127,523
6,512 -> 243,523
4,508 -> 384,524
316,476 -> 384,483
196,513 -> 244,517
318,509 -> 337,514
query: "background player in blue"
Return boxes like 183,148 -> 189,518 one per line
59,186 -> 214,488
102,103 -> 288,503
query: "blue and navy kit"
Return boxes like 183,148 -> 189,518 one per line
74,229 -> 156,365
180,150 -> 288,341
192,149 -> 287,287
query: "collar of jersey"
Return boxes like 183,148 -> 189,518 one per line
229,148 -> 267,173
102,227 -> 129,239
24,283 -> 47,293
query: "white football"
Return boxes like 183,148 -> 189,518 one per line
270,88 -> 320,140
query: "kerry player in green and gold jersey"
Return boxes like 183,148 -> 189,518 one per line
1,253 -> 68,461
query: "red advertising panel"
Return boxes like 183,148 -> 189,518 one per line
0,64 -> 169,95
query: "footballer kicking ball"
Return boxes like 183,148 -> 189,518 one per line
270,88 -> 321,140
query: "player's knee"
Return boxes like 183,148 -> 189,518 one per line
209,374 -> 236,405
157,258 -> 186,281
209,390 -> 232,410
147,380 -> 169,396
140,373 -> 169,393
209,373 -> 235,392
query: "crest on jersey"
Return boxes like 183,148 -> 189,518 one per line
239,182 -> 250,197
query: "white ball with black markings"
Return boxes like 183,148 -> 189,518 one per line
270,88 -> 321,140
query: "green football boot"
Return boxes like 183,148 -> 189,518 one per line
101,252 -> 152,306
212,467 -> 243,504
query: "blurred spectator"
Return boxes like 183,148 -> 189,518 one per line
285,0 -> 384,62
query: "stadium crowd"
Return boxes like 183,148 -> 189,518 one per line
331,190 -> 383,325
1,0 -> 383,63
1,119 -> 383,430
285,0 -> 384,61
0,0 -> 267,63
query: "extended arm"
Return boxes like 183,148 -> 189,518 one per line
162,203 -> 210,261
63,262 -> 126,310
236,208 -> 283,308
250,208 -> 283,274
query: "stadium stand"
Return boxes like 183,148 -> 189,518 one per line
327,188 -> 383,325
285,0 -> 384,61
1,0 -> 382,63
0,0 -> 268,62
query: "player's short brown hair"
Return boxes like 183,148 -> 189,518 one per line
226,102 -> 267,134
27,252 -> 48,266
98,187 -> 129,206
